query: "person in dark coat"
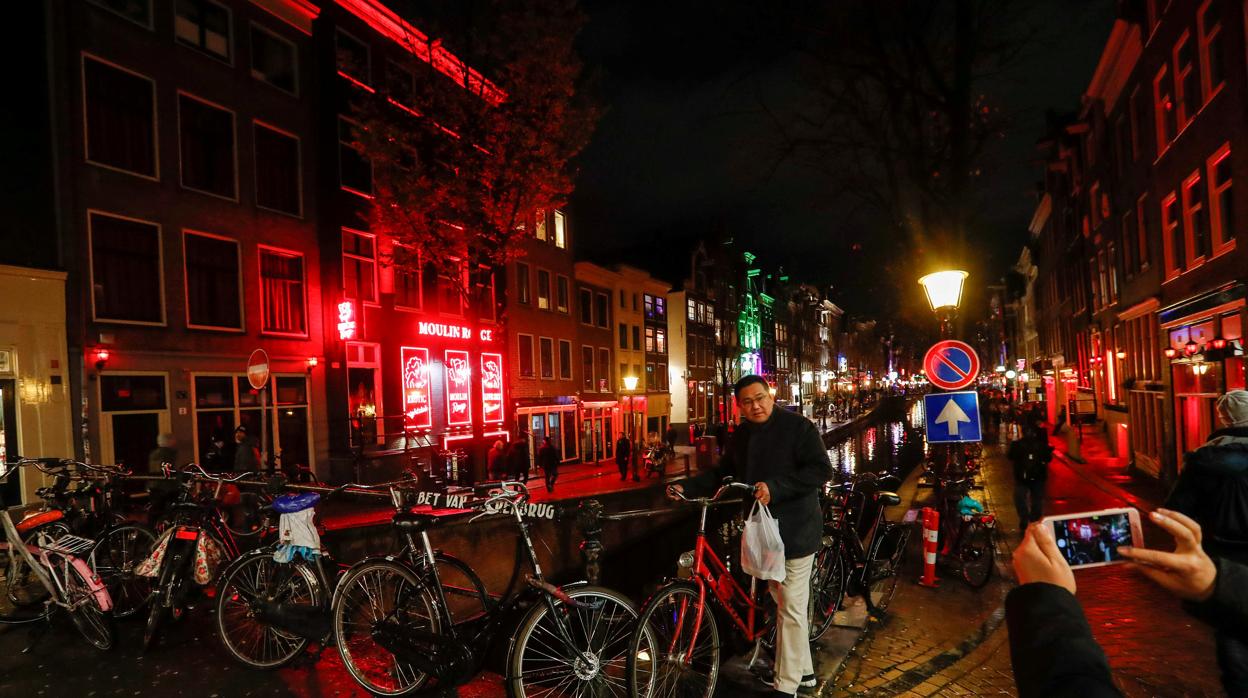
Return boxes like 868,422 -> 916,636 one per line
1008,418 -> 1054,529
669,375 -> 834,698
508,434 -> 531,482
664,424 -> 680,449
1164,389 -> 1248,693
233,426 -> 261,472
487,440 -> 507,480
615,434 -> 631,481
538,437 -> 560,493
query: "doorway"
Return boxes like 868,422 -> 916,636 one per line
99,373 -> 170,472
0,380 -> 18,504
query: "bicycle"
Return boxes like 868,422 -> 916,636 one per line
627,479 -> 775,698
643,443 -> 675,478
0,459 -> 115,649
934,476 -> 996,588
808,472 -> 910,639
332,479 -> 645,697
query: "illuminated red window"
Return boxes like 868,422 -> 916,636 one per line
401,347 -> 432,429
445,350 -> 472,426
481,353 -> 504,423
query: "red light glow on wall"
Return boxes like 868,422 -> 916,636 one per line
481,352 -> 504,423
401,347 -> 432,429
338,300 -> 358,340
445,350 -> 472,425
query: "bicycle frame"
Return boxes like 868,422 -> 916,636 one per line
0,508 -> 112,617
688,503 -> 766,644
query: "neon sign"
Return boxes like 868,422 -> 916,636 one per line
415,321 -> 494,342
337,300 -> 357,340
401,347 -> 432,429
481,352 -> 504,423
445,350 -> 472,425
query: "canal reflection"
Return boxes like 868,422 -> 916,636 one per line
827,399 -> 927,479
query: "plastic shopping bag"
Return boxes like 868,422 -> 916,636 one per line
740,501 -> 786,582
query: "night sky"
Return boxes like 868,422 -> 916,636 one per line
568,0 -> 1117,317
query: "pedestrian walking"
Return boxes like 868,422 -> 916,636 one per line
1008,417 -> 1053,530
487,440 -> 507,480
1165,389 -> 1248,694
615,434 -> 631,481
233,425 -> 261,472
508,435 -> 531,482
538,437 -> 560,493
664,423 -> 680,449
147,432 -> 178,473
669,375 -> 834,697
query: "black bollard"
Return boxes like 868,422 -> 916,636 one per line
577,499 -> 604,586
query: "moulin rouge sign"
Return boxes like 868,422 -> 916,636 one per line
401,347 -> 432,429
418,322 -> 494,343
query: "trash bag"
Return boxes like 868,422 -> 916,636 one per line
740,501 -> 786,582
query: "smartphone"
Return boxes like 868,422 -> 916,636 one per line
1041,508 -> 1143,570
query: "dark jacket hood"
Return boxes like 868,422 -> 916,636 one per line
1187,428 -> 1248,474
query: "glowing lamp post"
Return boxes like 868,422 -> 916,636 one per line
918,270 -> 968,338
623,375 -> 639,476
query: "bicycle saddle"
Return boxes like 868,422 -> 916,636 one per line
391,511 -> 442,532
873,491 -> 901,506
273,492 -> 321,514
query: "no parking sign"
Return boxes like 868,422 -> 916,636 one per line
922,340 -> 980,391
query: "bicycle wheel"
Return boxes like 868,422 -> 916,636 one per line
0,543 -> 54,624
629,583 -> 720,698
809,544 -> 846,641
54,555 -> 115,650
333,560 -> 441,696
217,551 -> 320,669
4,521 -> 70,609
90,524 -> 156,619
958,523 -> 995,589
508,584 -> 643,698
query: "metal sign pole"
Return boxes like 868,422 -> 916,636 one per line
260,385 -> 268,473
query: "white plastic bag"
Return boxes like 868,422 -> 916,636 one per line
740,501 -> 786,582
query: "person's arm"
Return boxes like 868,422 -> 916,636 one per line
763,420 -> 833,505
676,438 -> 740,497
1204,556 -> 1248,627
1006,584 -> 1121,698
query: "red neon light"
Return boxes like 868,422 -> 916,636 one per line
445,350 -> 472,425
479,328 -> 494,342
401,347 -> 432,429
481,353 -> 504,423
338,300 -> 357,340
418,321 -> 472,339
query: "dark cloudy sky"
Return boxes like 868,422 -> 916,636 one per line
568,0 -> 1118,314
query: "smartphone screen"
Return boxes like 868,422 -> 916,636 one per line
1049,510 -> 1136,568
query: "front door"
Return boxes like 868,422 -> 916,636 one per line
110,413 -> 161,473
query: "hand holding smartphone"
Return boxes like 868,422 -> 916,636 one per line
1040,508 -> 1143,570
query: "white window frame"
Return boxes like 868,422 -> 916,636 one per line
518,333 -> 536,379
335,27 -> 372,88
337,115 -> 374,198
539,336 -> 554,379
177,90 -> 240,201
182,229 -> 244,332
536,268 -> 552,310
555,274 -> 570,314
342,227 -> 379,305
257,244 -> 309,338
553,210 -> 567,248
558,339 -> 573,380
249,21 -> 299,96
174,0 -> 234,65
1208,142 -> 1234,255
582,345 -> 595,392
97,371 -> 171,468
80,53 -> 160,182
253,120 -> 303,218
393,248 -> 423,312
87,209 -> 167,326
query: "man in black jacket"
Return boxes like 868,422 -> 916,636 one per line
1008,418 -> 1054,530
669,375 -> 834,698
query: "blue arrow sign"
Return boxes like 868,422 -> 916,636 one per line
924,391 -> 982,444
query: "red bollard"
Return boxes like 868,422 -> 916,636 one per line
918,507 -> 940,587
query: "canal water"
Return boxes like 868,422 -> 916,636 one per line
827,397 -> 928,480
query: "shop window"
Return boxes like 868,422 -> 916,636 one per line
1162,192 -> 1182,278
335,28 -> 370,86
558,340 -> 572,380
83,56 -> 156,177
1198,1 -> 1225,100
1182,170 -> 1210,263
539,337 -> 554,379
259,248 -> 306,335
516,262 -> 530,305
250,23 -> 297,95
556,275 -> 569,313
581,346 -> 594,391
184,231 -> 241,329
179,93 -> 236,199
1208,143 -> 1233,253
175,0 -> 231,62
1154,64 -> 1174,151
537,269 -> 551,310
1173,33 -> 1199,130
342,229 -> 377,303
90,211 -> 163,324
553,210 -> 567,248
518,335 -> 534,378
254,123 -> 301,215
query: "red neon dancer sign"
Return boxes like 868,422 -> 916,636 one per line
401,347 -> 432,429
445,350 -> 472,425
481,352 -> 504,423
337,300 -> 357,340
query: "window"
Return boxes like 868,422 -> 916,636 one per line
553,210 -> 567,248
536,269 -> 551,310
438,263 -> 465,316
1123,209 -> 1137,275
579,288 -> 592,324
632,325 -> 640,350
1182,169 -> 1209,263
646,362 -> 655,388
1163,191 -> 1182,278
655,296 -> 665,318
175,0 -> 231,62
184,231 -> 241,329
658,363 -> 668,391
619,323 -> 628,349
1174,33 -> 1199,131
179,93 -> 236,198
556,275 -> 569,313
338,117 -> 372,195
558,340 -> 572,380
250,23 -> 297,95
384,60 -> 415,109
634,293 -> 639,311
535,210 -> 547,241
335,28 -> 370,86
581,346 -> 594,391
539,337 -> 554,379
473,264 -> 496,321
193,374 -> 309,468
254,122 -> 300,215
516,263 -> 531,304
645,326 -> 656,352
342,229 -> 377,303
1107,243 -> 1120,304
259,248 -> 305,335
1129,86 -> 1142,161
1137,193 -> 1150,269
89,211 -> 163,324
1114,116 -> 1130,177
1090,256 -> 1102,310
88,0 -> 153,28
656,329 -> 666,353
1209,143 -> 1233,253
644,294 -> 655,318
518,335 -> 535,378
1198,0 -> 1225,100
1090,182 -> 1101,229
1154,65 -> 1174,150
687,298 -> 697,321
596,293 -> 609,328
599,349 -> 611,392
620,363 -> 628,389
395,259 -> 422,310
83,56 -> 156,177
619,289 -> 625,308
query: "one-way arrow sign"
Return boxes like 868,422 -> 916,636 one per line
924,391 -> 982,444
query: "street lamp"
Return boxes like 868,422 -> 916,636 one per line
918,270 -> 968,338
622,375 -> 639,476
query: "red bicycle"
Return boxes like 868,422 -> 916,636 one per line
627,480 -> 771,697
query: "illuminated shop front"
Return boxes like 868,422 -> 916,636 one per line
1163,305 -> 1245,470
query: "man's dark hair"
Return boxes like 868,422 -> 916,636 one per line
734,374 -> 769,397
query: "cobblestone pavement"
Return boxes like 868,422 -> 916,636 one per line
815,427 -> 1225,697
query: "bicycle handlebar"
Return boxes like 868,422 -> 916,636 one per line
667,479 -> 755,504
